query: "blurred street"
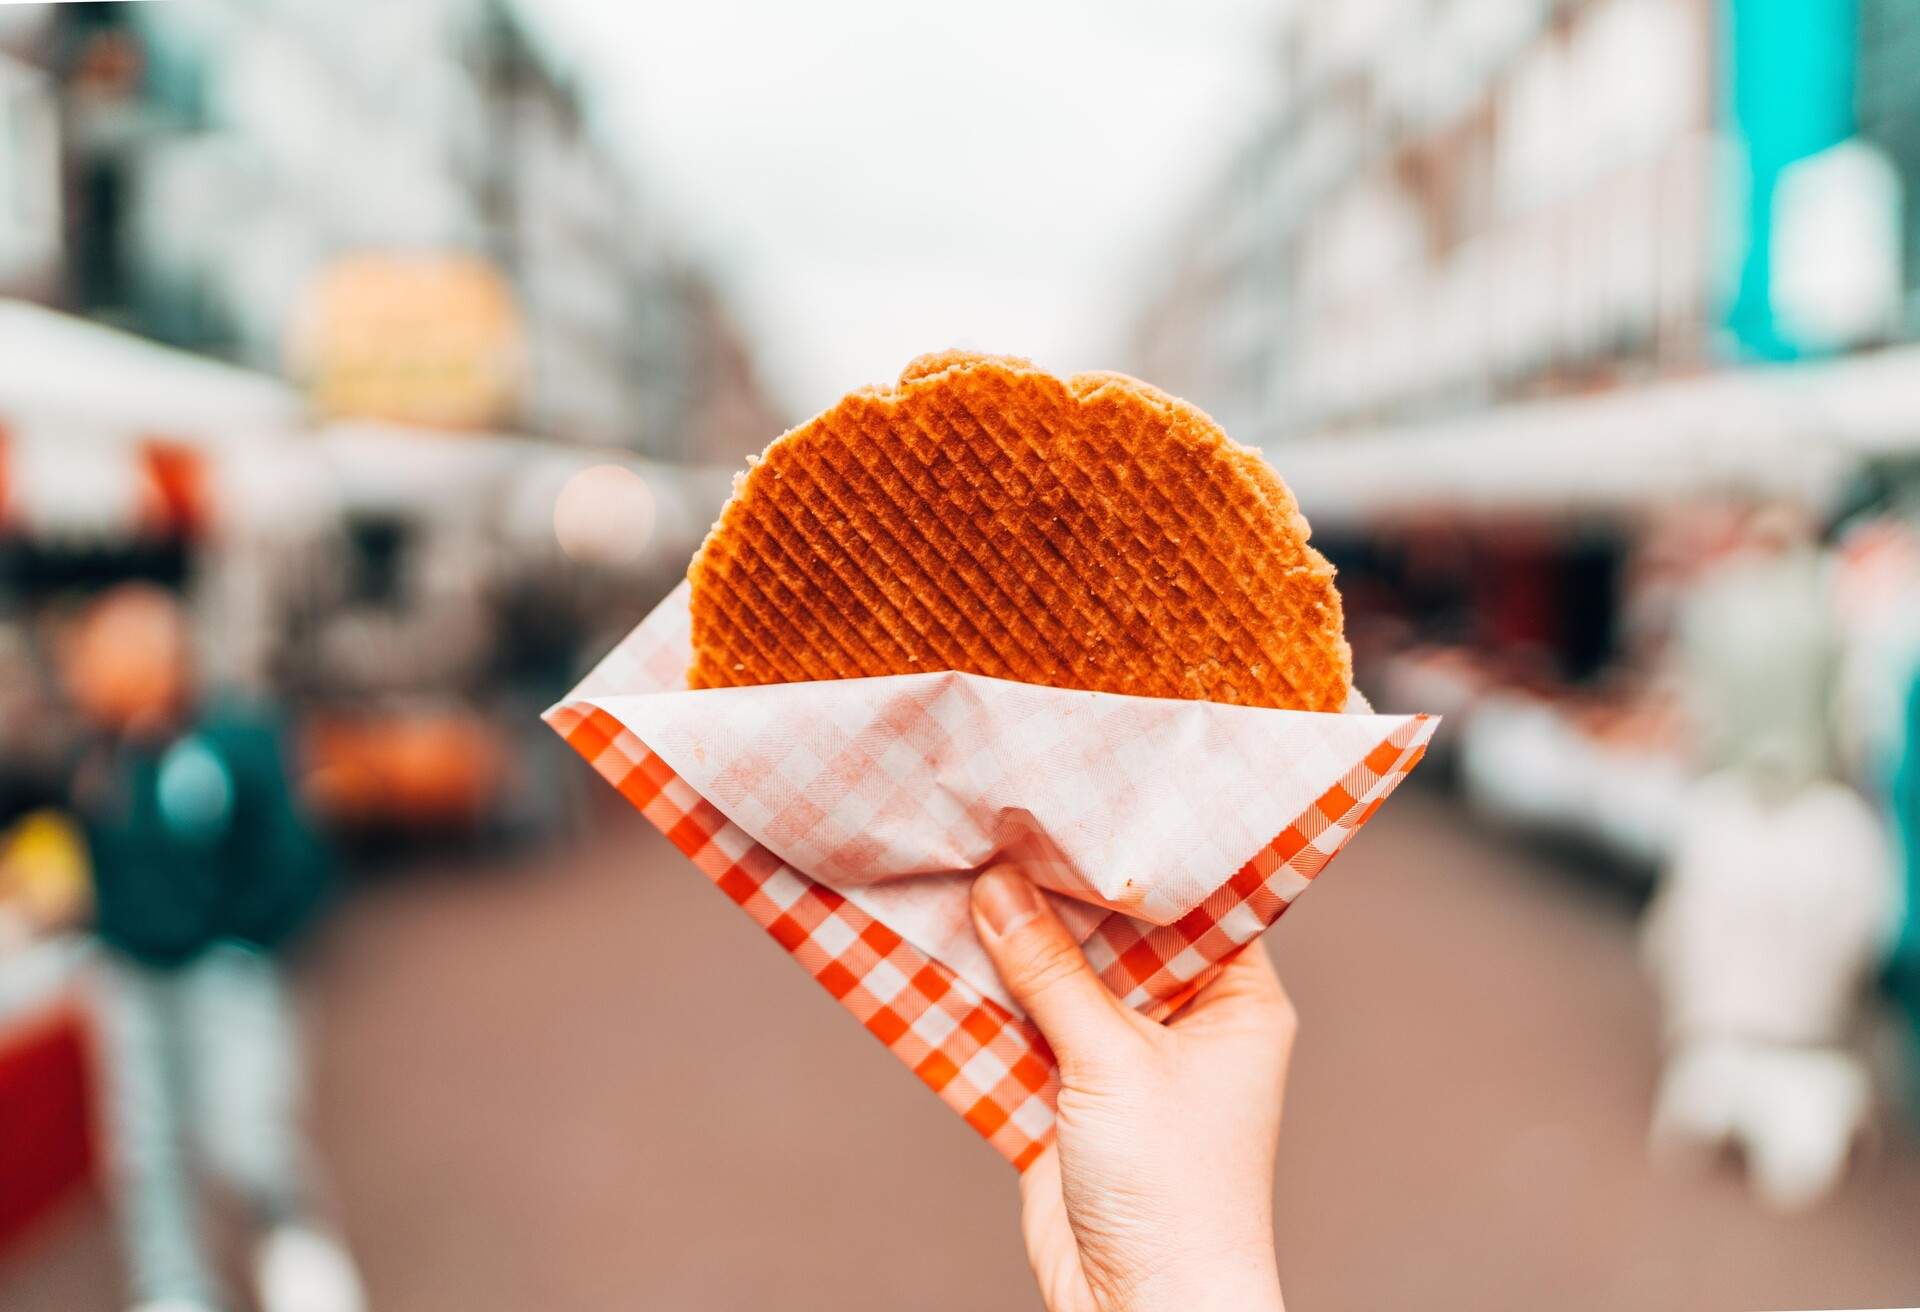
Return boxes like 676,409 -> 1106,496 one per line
4,2 -> 1920,1307
6,788 -> 1919,1312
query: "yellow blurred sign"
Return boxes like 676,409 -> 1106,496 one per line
0,809 -> 90,931
291,253 -> 524,431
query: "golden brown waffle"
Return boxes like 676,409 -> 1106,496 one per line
686,351 -> 1351,712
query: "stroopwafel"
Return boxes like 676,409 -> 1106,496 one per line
686,351 -> 1350,712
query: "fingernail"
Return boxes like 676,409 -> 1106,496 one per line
974,866 -> 1041,937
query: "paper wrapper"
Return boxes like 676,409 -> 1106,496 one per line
547,583 -> 1436,1168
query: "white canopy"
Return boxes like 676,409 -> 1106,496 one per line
1267,345 -> 1920,523
0,299 -> 304,442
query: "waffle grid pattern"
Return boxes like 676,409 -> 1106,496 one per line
688,353 -> 1352,712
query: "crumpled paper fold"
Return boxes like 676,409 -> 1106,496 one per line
548,582 -> 1434,1166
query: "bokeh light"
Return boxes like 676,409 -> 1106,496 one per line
552,463 -> 655,566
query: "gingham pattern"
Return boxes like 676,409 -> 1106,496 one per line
548,586 -> 1434,1168
589,671 -> 1405,938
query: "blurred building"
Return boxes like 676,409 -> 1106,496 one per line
0,2 -> 775,855
1131,0 -> 1920,881
0,12 -> 61,306
1136,0 -> 1911,444
8,0 -> 779,463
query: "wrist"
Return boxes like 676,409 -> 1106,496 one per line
1096,1241 -> 1283,1312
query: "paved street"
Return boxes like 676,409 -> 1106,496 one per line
7,787 -> 1920,1310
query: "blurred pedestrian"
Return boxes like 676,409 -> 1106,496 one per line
1643,504 -> 1897,1209
59,584 -> 366,1312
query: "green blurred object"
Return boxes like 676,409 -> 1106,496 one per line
82,697 -> 334,969
1858,0 -> 1920,327
1893,661 -> 1920,1102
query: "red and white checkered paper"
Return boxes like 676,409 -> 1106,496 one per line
547,583 -> 1434,1169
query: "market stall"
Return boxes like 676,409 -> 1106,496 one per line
0,303 -> 743,1253
1267,345 -> 1920,869
0,300 -> 738,845
288,421 -> 731,841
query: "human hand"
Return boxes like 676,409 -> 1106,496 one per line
970,865 -> 1294,1312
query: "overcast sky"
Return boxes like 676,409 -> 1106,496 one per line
527,0 -> 1285,417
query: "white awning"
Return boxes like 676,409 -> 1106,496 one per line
1266,346 -> 1920,522
0,299 -> 304,442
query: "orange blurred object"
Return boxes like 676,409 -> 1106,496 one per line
301,709 -> 506,830
60,585 -> 192,737
137,440 -> 212,540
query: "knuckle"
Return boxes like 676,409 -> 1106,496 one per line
1013,935 -> 1089,999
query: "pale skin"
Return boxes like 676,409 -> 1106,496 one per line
970,865 -> 1293,1312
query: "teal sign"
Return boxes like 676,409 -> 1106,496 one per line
1720,0 -> 1859,359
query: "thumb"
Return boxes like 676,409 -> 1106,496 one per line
970,865 -> 1132,1059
